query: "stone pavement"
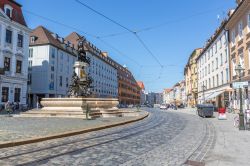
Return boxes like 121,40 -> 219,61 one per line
0,108 -> 212,166
175,107 -> 250,166
205,112 -> 250,166
0,110 -> 145,143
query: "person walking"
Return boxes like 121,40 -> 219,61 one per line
5,101 -> 12,116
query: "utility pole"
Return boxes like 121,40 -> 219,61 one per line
235,64 -> 245,130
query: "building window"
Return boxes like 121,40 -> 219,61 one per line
60,53 -> 63,60
17,34 -> 23,47
220,54 -> 223,66
5,29 -> 12,44
28,60 -> 32,71
5,8 -> 11,17
51,66 -> 54,71
226,68 -> 229,83
16,60 -> 22,73
208,64 -> 210,74
238,21 -> 243,39
4,57 -> 11,71
232,58 -> 236,76
239,51 -> 244,68
232,30 -> 235,45
216,58 -> 218,69
248,13 -> 250,31
220,37 -> 222,48
221,71 -> 224,85
51,48 -> 55,58
29,48 -> 33,58
1,87 -> 9,102
216,74 -> 219,86
66,77 -> 69,87
28,73 -> 32,85
212,61 -> 214,71
212,76 -> 215,88
208,78 -> 211,89
14,88 -> 21,102
225,48 -> 228,62
59,76 -> 63,87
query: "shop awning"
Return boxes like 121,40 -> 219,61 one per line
205,90 -> 224,100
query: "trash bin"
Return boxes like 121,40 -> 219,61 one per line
197,104 -> 214,118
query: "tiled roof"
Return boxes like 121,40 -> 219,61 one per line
137,81 -> 145,90
30,26 -> 77,56
0,0 -> 27,26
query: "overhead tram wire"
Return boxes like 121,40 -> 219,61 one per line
96,6 -> 226,39
23,9 -> 98,38
75,0 -> 163,68
22,9 -> 142,68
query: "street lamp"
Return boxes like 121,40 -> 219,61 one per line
235,64 -> 245,130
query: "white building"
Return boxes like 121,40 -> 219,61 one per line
197,21 -> 231,108
66,32 -> 118,98
163,88 -> 172,104
0,0 -> 30,106
28,26 -> 77,107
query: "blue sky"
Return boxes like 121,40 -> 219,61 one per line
18,0 -> 236,92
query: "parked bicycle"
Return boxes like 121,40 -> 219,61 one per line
233,110 -> 250,129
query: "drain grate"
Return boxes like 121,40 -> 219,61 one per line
184,160 -> 205,166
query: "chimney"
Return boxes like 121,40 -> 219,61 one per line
236,0 -> 242,5
228,9 -> 235,17
102,52 -> 108,57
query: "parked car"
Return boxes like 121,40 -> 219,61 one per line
160,105 -> 167,109
178,104 -> 185,108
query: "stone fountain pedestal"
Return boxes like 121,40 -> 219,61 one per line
21,98 -> 121,119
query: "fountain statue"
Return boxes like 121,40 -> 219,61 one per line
68,37 -> 93,97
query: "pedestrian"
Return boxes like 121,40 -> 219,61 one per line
5,101 -> 12,115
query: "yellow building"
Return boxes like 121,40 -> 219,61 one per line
184,48 -> 202,107
226,0 -> 250,110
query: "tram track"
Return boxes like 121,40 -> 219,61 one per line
0,111 -> 170,165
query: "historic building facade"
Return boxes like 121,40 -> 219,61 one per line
0,0 -> 30,106
226,0 -> 250,110
137,81 -> 146,105
184,48 -> 202,107
115,64 -> 140,105
28,26 -> 77,107
197,21 -> 231,108
65,32 -> 118,98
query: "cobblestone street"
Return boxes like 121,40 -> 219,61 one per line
0,108 -> 215,166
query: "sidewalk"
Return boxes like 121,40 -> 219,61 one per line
205,112 -> 250,166
175,108 -> 250,166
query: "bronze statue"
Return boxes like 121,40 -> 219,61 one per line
68,37 -> 93,97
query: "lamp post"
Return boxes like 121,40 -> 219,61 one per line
235,64 -> 245,130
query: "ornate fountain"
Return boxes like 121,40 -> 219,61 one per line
22,37 -> 121,119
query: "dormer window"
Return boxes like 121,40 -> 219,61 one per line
30,36 -> 37,43
4,5 -> 13,18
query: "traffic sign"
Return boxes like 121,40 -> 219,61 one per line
232,82 -> 248,89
